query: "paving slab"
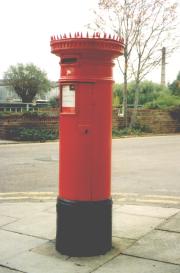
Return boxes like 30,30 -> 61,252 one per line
0,266 -> 22,273
32,237 -> 134,263
3,212 -> 56,240
2,237 -> 134,273
92,255 -> 180,273
113,210 -> 164,239
124,230 -> 180,265
0,229 -> 46,262
31,240 -> 68,261
158,212 -> 180,233
0,215 -> 17,227
2,252 -> 79,273
0,202 -> 55,219
68,237 -> 135,268
115,205 -> 179,218
46,205 -> 56,214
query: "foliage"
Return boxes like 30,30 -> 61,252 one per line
92,0 -> 179,127
22,111 -> 49,119
112,121 -> 152,137
144,94 -> 180,109
112,128 -> 143,137
113,94 -> 121,107
0,111 -> 22,118
8,127 -> 58,141
114,80 -> 180,110
169,71 -> 180,96
4,63 -> 51,103
131,122 -> 152,133
113,81 -> 170,106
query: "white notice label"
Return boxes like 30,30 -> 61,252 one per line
62,85 -> 75,107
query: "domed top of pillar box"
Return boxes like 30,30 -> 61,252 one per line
50,32 -> 124,82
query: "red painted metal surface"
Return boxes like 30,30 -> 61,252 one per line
50,32 -> 124,201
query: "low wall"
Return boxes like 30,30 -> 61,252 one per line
0,108 -> 180,139
112,108 -> 180,133
0,115 -> 59,139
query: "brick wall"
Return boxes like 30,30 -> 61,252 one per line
0,115 -> 59,139
0,108 -> 180,139
113,108 -> 180,133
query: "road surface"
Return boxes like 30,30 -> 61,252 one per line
0,135 -> 180,205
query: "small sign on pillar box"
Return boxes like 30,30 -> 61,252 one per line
50,32 -> 124,257
61,84 -> 75,113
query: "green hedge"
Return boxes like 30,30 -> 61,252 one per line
8,127 -> 58,141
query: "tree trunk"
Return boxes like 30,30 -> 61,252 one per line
123,55 -> 128,128
130,81 -> 140,128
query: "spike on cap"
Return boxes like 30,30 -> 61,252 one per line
86,32 -> 89,38
77,32 -> 80,37
51,36 -> 53,41
74,32 -> 77,38
69,33 -> 72,38
93,32 -> 95,38
81,32 -> 83,38
113,35 -> 115,40
56,35 -> 59,39
104,33 -> 107,38
109,34 -> 111,39
96,32 -> 100,38
60,34 -> 62,39
63,34 -> 66,39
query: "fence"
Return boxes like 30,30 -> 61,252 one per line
0,102 -> 49,112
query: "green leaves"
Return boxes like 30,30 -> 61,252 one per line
9,127 -> 58,141
4,63 -> 51,103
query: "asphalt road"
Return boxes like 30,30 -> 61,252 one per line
0,135 -> 180,199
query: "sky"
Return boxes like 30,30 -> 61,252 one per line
0,0 -> 179,84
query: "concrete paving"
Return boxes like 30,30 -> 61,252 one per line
158,212 -> 180,233
93,255 -> 180,273
124,230 -> 180,265
0,201 -> 180,273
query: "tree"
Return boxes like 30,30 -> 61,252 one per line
129,0 -> 178,127
91,0 -> 142,127
90,0 -> 179,127
169,71 -> 180,96
4,63 -> 51,103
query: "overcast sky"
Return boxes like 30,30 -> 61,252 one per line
0,0 -> 179,84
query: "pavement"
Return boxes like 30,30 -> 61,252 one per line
0,200 -> 180,273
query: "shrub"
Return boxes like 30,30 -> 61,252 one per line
8,127 -> 58,141
132,122 -> 152,133
22,111 -> 48,119
144,94 -> 180,109
112,128 -> 142,137
113,81 -> 170,106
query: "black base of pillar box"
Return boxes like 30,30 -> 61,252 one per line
56,198 -> 112,257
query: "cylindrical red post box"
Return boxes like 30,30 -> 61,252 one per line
50,32 -> 124,256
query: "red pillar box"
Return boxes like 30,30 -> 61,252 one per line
50,32 -> 124,256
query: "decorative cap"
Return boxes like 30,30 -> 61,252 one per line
50,32 -> 124,58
